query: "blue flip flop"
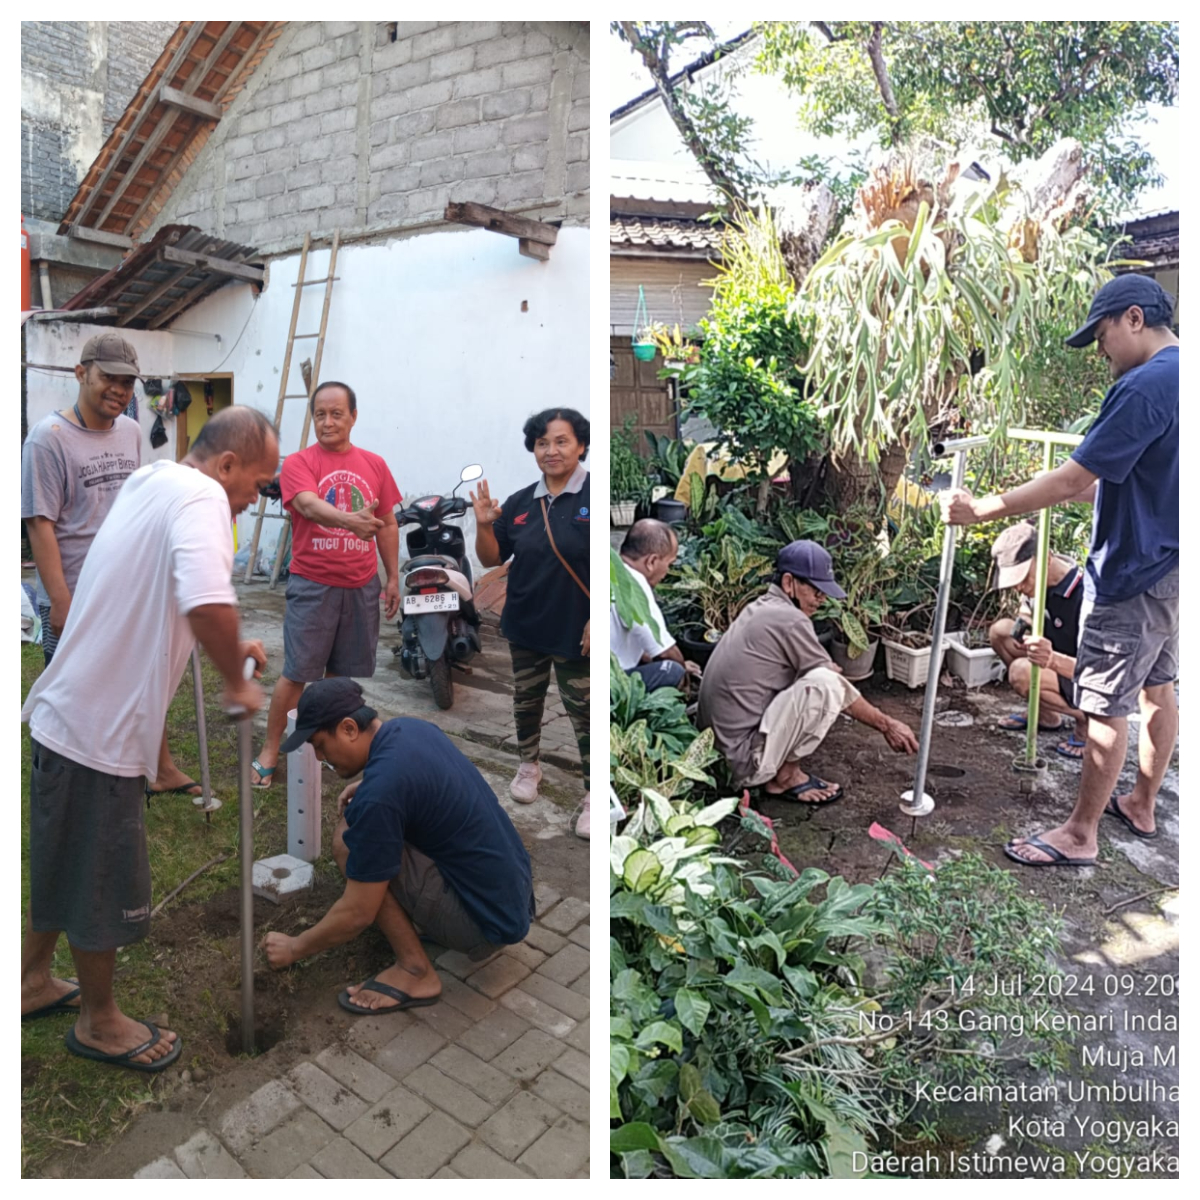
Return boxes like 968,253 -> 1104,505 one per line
337,977 -> 440,1015
22,979 -> 80,1022
772,776 -> 843,807
251,760 -> 277,789
998,712 -> 1063,731
1054,734 -> 1087,760
65,1021 -> 182,1073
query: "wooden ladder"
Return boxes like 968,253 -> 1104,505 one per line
242,230 -> 341,587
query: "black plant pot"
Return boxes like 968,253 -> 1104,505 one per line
677,629 -> 719,668
651,497 -> 686,525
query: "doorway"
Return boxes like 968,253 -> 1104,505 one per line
176,375 -> 234,460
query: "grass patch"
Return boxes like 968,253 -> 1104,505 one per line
19,644 -> 321,1176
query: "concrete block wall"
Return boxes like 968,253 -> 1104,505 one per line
21,20 -> 176,222
155,20 -> 589,249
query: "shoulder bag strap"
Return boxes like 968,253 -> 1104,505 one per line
539,497 -> 590,599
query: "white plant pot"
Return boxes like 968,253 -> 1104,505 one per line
830,638 -> 879,681
945,632 -> 1006,688
882,637 -> 949,689
612,500 -> 637,527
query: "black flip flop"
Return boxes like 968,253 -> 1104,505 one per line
144,780 -> 202,808
771,776 -> 843,807
1104,795 -> 1158,840
337,976 -> 440,1015
1003,834 -> 1095,868
22,979 -> 81,1022
1054,734 -> 1087,761
65,1021 -> 182,1073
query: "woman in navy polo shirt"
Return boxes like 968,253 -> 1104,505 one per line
472,408 -> 591,839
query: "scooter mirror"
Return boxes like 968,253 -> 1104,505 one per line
460,463 -> 484,483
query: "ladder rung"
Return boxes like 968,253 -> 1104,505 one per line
293,333 -> 320,339
292,276 -> 339,287
283,393 -> 311,399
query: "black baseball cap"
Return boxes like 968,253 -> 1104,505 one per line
1065,275 -> 1175,348
280,678 -> 371,753
775,540 -> 846,599
990,522 -> 1038,590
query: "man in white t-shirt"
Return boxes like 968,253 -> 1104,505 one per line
610,519 -> 697,692
20,407 -> 278,1074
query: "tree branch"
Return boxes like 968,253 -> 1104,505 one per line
864,22 -> 903,144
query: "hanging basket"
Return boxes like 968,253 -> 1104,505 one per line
631,283 -> 656,361
632,342 -> 657,362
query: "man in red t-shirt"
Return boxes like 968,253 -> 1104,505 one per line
252,382 -> 402,787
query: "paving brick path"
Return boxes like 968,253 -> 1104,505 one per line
134,888 -> 589,1179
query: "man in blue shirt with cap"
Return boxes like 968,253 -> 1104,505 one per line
943,274 -> 1178,867
698,540 -> 918,803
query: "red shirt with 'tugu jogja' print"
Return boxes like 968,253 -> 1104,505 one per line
281,442 -> 402,588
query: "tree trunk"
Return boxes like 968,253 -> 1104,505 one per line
825,443 -> 909,512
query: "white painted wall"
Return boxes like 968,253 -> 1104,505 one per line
25,224 -> 591,574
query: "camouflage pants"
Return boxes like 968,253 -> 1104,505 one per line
509,642 -> 589,785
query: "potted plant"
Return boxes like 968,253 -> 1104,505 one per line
631,285 -> 657,361
611,416 -> 649,526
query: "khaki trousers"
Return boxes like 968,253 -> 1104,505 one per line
744,667 -> 861,788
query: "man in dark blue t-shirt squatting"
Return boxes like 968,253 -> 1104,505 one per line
260,679 -> 534,1012
943,274 -> 1178,869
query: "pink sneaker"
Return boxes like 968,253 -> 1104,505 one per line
575,792 -> 590,840
510,761 -> 542,804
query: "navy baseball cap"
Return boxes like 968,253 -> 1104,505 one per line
280,678 -> 371,753
776,540 -> 846,599
1065,275 -> 1175,348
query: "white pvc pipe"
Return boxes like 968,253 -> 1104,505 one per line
286,708 -> 322,862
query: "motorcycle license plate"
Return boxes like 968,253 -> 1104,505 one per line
403,592 -> 460,614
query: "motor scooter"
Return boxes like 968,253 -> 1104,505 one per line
394,464 -> 484,709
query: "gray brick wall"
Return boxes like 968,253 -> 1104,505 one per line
154,20 -> 590,249
21,20 -> 175,222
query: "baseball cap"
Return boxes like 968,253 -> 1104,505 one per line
990,522 -> 1037,590
1065,275 -> 1175,348
775,540 -> 846,599
80,332 -> 142,377
279,678 -> 371,754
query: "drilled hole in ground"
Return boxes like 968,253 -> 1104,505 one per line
224,1006 -> 286,1057
927,764 -> 967,778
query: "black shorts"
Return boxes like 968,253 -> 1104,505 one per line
29,741 -> 150,952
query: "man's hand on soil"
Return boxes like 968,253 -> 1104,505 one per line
261,931 -> 299,969
882,716 -> 920,754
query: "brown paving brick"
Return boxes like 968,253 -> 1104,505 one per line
568,923 -> 590,950
465,953 -> 531,998
287,1061 -> 369,1131
342,1007 -> 417,1057
372,1021 -> 446,1080
450,1142 -> 533,1178
410,999 -> 474,1041
499,987 -> 577,1037
309,1137 -> 392,1179
379,1111 -> 471,1178
539,897 -> 589,933
491,1029 -> 568,1081
404,1064 -> 497,1127
457,1008 -> 532,1061
218,1080 -> 302,1156
536,943 -> 590,986
504,940 -> 548,971
437,946 -> 500,978
570,971 -> 590,997
477,1091 -> 561,1160
519,973 -> 590,1022
343,1086 -> 432,1160
533,1068 -> 590,1122
523,924 -> 567,955
518,1116 -> 590,1178
552,1047 -> 589,1088
565,1016 -> 590,1055
437,973 -> 497,1021
240,1110 -> 338,1179
431,1044 -> 519,1105
315,1045 -> 397,1103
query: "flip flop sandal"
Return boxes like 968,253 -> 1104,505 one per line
1104,795 -> 1158,840
22,979 -> 81,1022
1003,834 -> 1095,868
337,976 -> 441,1015
771,776 -> 843,807
251,760 -> 277,789
65,1021 -> 182,1073
144,779 -> 203,803
1054,734 -> 1087,760
998,712 -> 1063,731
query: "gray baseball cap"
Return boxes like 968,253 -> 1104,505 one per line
990,523 -> 1038,590
80,332 -> 142,377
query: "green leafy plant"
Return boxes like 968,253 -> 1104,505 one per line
613,416 -> 653,503
643,430 -> 692,491
667,537 -> 771,637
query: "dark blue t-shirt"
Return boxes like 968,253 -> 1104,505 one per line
1071,345 -> 1178,603
341,718 -> 533,944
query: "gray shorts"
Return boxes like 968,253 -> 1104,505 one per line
1074,567 -> 1179,718
283,573 -> 381,682
29,741 -> 151,952
390,846 -> 503,961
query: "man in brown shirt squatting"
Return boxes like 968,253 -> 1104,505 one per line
698,540 -> 919,802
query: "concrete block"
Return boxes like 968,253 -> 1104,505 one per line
477,1092 -> 560,1161
379,1111 -> 471,1178
330,30 -> 360,60
343,1085 -> 432,1160
566,132 -> 588,164
410,999 -> 473,1042
304,87 -> 347,117
320,108 -> 358,135
565,162 -> 590,195
436,945 -> 500,978
256,80 -> 290,107
465,953 -> 530,998
411,26 -> 458,61
369,121 -> 391,147
390,109 -> 437,139
446,177 -> 498,207
552,1047 -> 589,1089
491,1029 -> 567,1081
264,146 -> 298,174
287,1061 -> 369,1131
378,60 -> 430,95
495,171 -> 546,206
226,177 -> 259,203
523,925 -> 567,956
273,54 -> 301,80
513,143 -> 548,172
430,1044 -> 518,1106
482,88 -> 530,122
225,134 -> 255,161
502,112 -> 550,146
301,43 -> 338,73
253,127 -> 287,154
450,1142 -> 531,1178
518,1116 -> 589,1179
454,21 -> 502,47
289,70 -> 323,99
465,149 -> 513,179
299,136 -> 334,165
240,1109 -> 338,1179
475,34 -> 527,68
271,97 -> 307,126
529,83 -> 551,112
284,162 -> 322,190
568,100 -> 589,132
572,69 -> 590,100
533,882 -> 562,915
321,157 -> 358,184
251,854 -> 314,903
368,194 -> 408,224
428,47 -> 475,81
436,99 -> 481,130
433,1167 -> 462,1178
235,199 -> 269,226
219,1079 -> 302,1156
404,1063 -> 497,1127
435,974 -> 496,1021
320,57 -> 361,88
505,941 -> 548,972
539,897 -> 589,933
410,131 -> 454,162
456,1007 -> 531,1062
323,20 -> 360,38
379,165 -> 422,194
502,56 -> 552,88
500,988 -> 577,1038
295,182 -> 338,211
373,38 -> 413,71
452,67 -> 502,99
406,79 -> 455,112
396,21 -> 439,39
523,30 -> 554,56
134,1157 -> 186,1179
453,123 -> 500,154
371,142 -> 409,171
173,1130 -> 246,1179
567,923 -> 589,950
286,24 -> 323,53
537,943 -> 589,987
309,1137 -> 391,1179
533,1069 -> 589,1123
372,1019 -> 446,1079
315,1045 -> 398,1103
418,157 -> 464,188
370,91 -> 410,123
